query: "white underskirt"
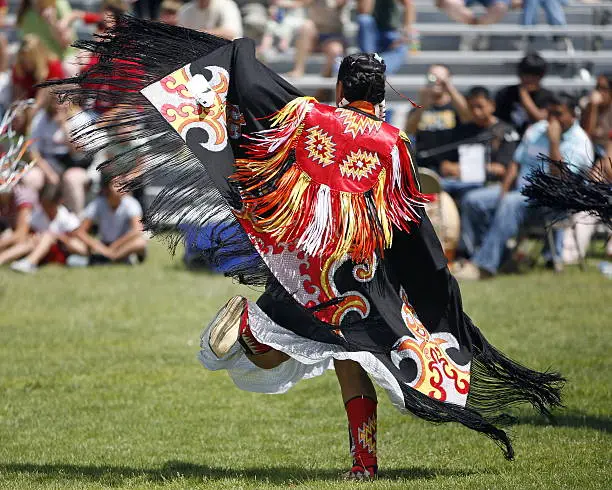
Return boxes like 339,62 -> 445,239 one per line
198,302 -> 407,411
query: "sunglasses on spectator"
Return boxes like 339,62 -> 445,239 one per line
595,85 -> 610,91
548,109 -> 564,117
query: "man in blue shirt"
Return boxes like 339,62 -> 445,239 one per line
455,92 -> 593,280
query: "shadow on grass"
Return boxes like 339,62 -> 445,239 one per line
517,410 -> 612,433
0,461 -> 480,484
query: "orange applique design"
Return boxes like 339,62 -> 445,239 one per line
393,302 -> 471,405
340,149 -> 380,181
304,126 -> 336,167
358,416 -> 377,455
336,108 -> 382,138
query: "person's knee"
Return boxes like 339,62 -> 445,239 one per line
325,41 -> 344,59
62,167 -> 87,187
300,19 -> 317,38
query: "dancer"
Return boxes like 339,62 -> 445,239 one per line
49,17 -> 564,479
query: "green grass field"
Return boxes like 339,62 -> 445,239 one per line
1,242 -> 610,489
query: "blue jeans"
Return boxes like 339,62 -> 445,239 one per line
461,186 -> 529,274
357,14 -> 407,75
521,0 -> 568,26
440,178 -> 484,201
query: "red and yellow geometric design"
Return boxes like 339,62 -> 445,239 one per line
304,126 -> 336,167
339,149 -> 380,181
358,416 -> 377,455
336,107 -> 383,138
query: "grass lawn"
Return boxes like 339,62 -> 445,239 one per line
0,241 -> 610,489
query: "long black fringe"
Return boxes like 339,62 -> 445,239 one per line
522,157 -> 611,229
42,15 -> 272,286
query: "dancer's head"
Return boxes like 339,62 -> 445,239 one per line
336,53 -> 386,107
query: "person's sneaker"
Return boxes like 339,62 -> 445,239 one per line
10,258 -> 37,274
453,261 -> 485,280
66,255 -> 89,268
206,296 -> 248,358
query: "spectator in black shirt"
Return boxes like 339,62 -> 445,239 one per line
405,63 -> 471,173
495,52 -> 553,136
440,86 -> 520,199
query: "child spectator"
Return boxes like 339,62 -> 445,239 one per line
0,183 -> 37,258
73,174 -> 147,264
495,52 -> 553,136
30,90 -> 91,213
12,35 -> 65,101
258,1 -> 305,57
3,183 -> 84,272
405,63 -> 471,173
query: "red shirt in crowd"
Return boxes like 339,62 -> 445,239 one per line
12,59 -> 65,99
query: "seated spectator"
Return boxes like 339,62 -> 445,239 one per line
178,0 -> 243,39
439,86 -> 520,199
405,63 -> 471,174
160,0 -> 181,25
0,183 -> 37,259
17,0 -> 78,74
2,183 -> 84,272
285,0 -> 347,79
30,91 -> 91,213
520,0 -> 571,51
357,0 -> 416,74
580,73 -> 612,161
436,0 -> 509,25
72,175 -> 147,264
12,35 -> 65,102
455,92 -> 593,280
495,52 -> 553,136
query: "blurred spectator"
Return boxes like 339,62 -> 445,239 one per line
519,0 -> 572,51
0,183 -> 37,261
133,0 -> 162,20
178,0 -> 244,39
160,0 -> 181,25
455,93 -> 593,280
73,175 -> 147,264
285,0 -> 347,79
12,35 -> 65,101
495,52 -> 553,136
236,0 -> 270,43
436,0 -> 509,25
258,1 -> 305,56
580,73 -> 612,160
357,0 -> 416,74
30,91 -> 91,213
7,183 -> 84,272
439,86 -> 520,199
17,0 -> 77,72
405,64 -> 471,173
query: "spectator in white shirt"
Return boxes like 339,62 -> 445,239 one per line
7,184 -> 86,273
178,0 -> 243,39
73,174 -> 147,264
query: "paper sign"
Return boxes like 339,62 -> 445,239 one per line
458,144 -> 486,184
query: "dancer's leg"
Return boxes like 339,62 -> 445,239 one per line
335,359 -> 378,479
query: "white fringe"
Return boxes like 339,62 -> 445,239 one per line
391,145 -> 402,188
298,184 -> 332,255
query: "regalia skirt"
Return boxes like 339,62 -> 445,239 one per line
48,16 -> 564,460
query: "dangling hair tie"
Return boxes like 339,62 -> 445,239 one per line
385,80 -> 422,108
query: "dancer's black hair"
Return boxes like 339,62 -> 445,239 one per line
337,53 -> 386,105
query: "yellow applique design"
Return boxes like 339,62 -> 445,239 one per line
304,126 -> 336,167
340,149 -> 380,181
